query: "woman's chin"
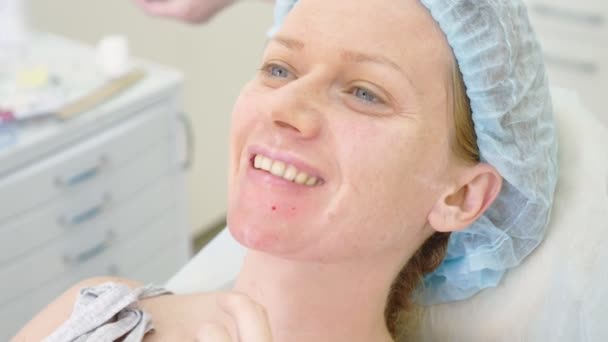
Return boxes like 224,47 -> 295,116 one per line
226,167 -> 332,255
227,219 -> 280,252
226,200 -> 316,256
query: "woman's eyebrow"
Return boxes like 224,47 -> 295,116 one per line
342,50 -> 417,92
270,36 -> 305,50
341,50 -> 407,78
271,36 -> 401,72
269,35 -> 416,88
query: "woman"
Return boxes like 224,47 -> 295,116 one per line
14,0 -> 557,341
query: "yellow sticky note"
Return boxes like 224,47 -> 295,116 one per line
16,66 -> 50,89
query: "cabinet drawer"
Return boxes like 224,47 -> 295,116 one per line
0,211 -> 184,339
526,0 -> 608,41
0,150 -> 175,266
0,192 -> 178,305
37,209 -> 180,285
0,227 -> 184,340
0,271 -> 74,341
102,210 -> 182,280
127,243 -> 189,285
0,105 -> 171,223
539,36 -> 608,126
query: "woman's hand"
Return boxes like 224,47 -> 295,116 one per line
133,0 -> 236,23
196,293 -> 273,341
138,291 -> 273,341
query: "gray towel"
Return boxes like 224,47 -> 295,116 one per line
43,282 -> 171,342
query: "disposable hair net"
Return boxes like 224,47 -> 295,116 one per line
269,0 -> 559,304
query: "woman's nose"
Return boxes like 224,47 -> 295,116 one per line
268,80 -> 324,139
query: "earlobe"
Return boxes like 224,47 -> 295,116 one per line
428,163 -> 503,233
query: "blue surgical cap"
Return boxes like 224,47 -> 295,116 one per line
269,0 -> 559,304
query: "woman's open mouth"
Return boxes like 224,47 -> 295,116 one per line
250,153 -> 325,187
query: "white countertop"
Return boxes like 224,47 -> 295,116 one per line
0,33 -> 184,177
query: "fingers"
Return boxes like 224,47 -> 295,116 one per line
133,0 -> 189,19
196,323 -> 232,342
132,0 -> 234,23
219,293 -> 273,342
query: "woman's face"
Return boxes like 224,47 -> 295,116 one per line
227,0 -> 460,262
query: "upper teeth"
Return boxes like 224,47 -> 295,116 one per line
254,154 -> 320,186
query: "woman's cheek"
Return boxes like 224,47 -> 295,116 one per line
232,90 -> 258,122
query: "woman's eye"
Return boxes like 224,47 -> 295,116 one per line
352,87 -> 383,104
266,63 -> 292,78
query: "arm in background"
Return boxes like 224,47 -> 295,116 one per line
133,0 -> 275,24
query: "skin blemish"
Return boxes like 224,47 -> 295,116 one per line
291,207 -> 296,211
272,206 -> 277,211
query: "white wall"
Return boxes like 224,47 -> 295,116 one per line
28,0 -> 274,235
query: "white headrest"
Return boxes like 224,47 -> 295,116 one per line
416,88 -> 608,341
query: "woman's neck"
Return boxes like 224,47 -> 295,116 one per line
233,249 -> 405,342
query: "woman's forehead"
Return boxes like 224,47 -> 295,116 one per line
280,0 -> 453,80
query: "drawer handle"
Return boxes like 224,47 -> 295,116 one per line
58,194 -> 111,227
532,4 -> 605,27
63,230 -> 114,267
55,155 -> 108,188
177,112 -> 195,171
544,53 -> 598,75
108,264 -> 121,276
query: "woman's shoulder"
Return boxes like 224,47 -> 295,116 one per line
11,276 -> 143,342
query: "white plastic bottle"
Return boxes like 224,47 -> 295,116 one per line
0,0 -> 28,61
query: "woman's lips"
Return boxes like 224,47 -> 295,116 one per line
250,154 -> 324,187
246,145 -> 326,187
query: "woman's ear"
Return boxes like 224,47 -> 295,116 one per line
428,163 -> 503,233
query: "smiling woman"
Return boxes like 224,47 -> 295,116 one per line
226,1 -> 503,340
14,0 -> 557,341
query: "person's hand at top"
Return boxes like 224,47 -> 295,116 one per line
134,0 -> 236,23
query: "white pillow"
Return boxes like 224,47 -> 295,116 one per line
416,88 -> 608,341
167,87 -> 608,341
